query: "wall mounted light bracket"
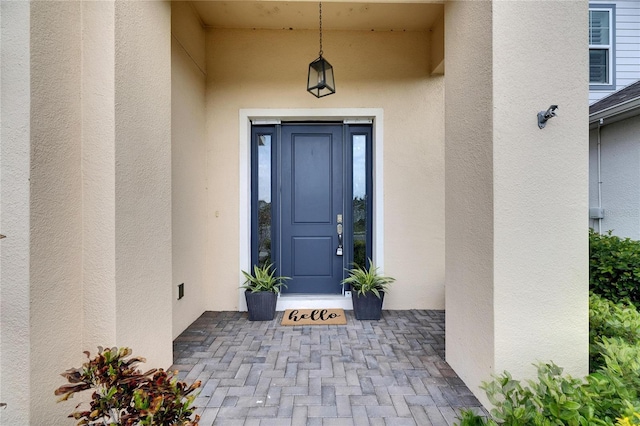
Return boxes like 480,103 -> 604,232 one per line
538,105 -> 558,129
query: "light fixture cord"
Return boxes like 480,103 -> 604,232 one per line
319,2 -> 323,57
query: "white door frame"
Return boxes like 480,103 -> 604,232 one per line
239,108 -> 385,311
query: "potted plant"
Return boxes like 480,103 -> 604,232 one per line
342,259 -> 395,320
241,263 -> 289,321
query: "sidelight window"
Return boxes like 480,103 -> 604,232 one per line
252,128 -> 275,268
348,127 -> 373,269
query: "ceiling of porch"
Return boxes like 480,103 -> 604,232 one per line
190,1 -> 444,32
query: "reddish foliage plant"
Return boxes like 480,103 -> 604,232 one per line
55,346 -> 201,426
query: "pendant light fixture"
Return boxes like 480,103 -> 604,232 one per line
307,2 -> 335,97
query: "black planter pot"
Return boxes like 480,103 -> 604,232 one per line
245,290 -> 277,321
351,291 -> 384,320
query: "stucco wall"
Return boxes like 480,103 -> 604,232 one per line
589,117 -> 640,238
172,2 -> 209,339
444,0 -> 495,401
492,0 -> 588,380
29,2 -> 85,422
205,28 -> 445,311
113,0 -> 173,368
1,3 -> 174,423
1,2 -> 32,424
445,0 -> 589,406
82,0 -> 117,353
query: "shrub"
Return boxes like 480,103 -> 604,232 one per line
481,362 -> 606,426
618,412 -> 640,426
587,337 -> 640,422
458,362 -> 633,426
55,346 -> 201,425
457,409 -> 496,426
590,230 -> 640,305
456,296 -> 640,426
590,292 -> 640,371
456,235 -> 640,426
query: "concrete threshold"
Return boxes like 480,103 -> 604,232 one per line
276,293 -> 353,310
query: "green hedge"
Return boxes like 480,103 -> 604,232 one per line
590,292 -> 640,371
455,232 -> 640,425
456,293 -> 640,426
590,230 -> 640,305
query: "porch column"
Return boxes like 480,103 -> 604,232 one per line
1,2 -> 31,424
82,0 -> 117,353
81,0 -> 173,367
113,1 -> 173,368
444,0 -> 589,406
28,2 -> 84,422
1,2 -> 172,423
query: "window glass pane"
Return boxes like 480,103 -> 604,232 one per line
258,134 -> 272,266
352,135 -> 367,268
589,10 -> 610,45
590,49 -> 609,84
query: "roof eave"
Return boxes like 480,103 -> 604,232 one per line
589,97 -> 640,128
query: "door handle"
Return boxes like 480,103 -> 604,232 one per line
336,214 -> 343,256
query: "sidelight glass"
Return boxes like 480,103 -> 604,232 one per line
257,134 -> 272,266
352,135 -> 367,268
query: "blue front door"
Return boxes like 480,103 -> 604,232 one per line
251,122 -> 373,295
280,124 -> 344,294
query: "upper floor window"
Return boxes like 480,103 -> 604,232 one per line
589,4 -> 615,89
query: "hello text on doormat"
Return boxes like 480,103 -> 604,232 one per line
281,309 -> 347,326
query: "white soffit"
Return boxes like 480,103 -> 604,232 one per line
190,1 -> 444,32
589,98 -> 640,128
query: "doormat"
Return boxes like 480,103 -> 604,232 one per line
281,309 -> 347,326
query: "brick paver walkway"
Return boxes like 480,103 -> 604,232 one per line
171,310 -> 487,426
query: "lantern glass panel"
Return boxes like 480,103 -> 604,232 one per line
307,57 -> 335,98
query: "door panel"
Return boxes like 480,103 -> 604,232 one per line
280,125 -> 343,294
292,237 -> 333,276
293,136 -> 333,224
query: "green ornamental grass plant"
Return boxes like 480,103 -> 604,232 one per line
341,259 -> 395,298
240,263 -> 289,293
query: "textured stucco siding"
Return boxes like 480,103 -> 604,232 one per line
446,0 -> 589,407
0,3 -> 174,423
171,1 -> 209,339
29,2 -> 84,422
444,0 -> 495,407
1,2 -> 32,424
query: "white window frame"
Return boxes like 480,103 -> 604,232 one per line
589,4 -> 616,90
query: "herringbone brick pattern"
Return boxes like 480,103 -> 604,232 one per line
171,310 -> 486,426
